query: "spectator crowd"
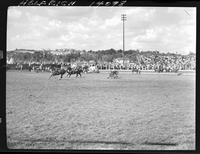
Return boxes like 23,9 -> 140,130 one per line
98,53 -> 196,72
7,51 -> 196,72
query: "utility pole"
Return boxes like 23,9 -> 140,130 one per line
121,14 -> 126,68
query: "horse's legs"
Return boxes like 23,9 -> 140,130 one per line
60,74 -> 63,80
49,74 -> 53,79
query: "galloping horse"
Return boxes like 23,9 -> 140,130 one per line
66,66 -> 83,78
49,68 -> 67,80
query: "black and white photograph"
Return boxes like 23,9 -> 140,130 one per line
6,6 -> 196,150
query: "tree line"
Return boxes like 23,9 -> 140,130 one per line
7,48 -> 195,64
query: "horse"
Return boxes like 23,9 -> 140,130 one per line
66,66 -> 83,78
49,68 -> 67,80
107,70 -> 119,79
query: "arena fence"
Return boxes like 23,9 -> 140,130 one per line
6,64 -> 195,74
99,69 -> 195,74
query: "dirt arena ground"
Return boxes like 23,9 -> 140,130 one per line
6,71 -> 195,150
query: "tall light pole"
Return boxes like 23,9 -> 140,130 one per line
121,14 -> 126,67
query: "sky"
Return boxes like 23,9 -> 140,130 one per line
7,6 -> 196,54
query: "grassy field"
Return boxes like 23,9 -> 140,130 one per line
6,71 -> 195,150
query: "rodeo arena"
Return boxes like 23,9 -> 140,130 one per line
6,49 -> 196,150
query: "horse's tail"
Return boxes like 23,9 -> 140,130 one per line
49,71 -> 56,79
